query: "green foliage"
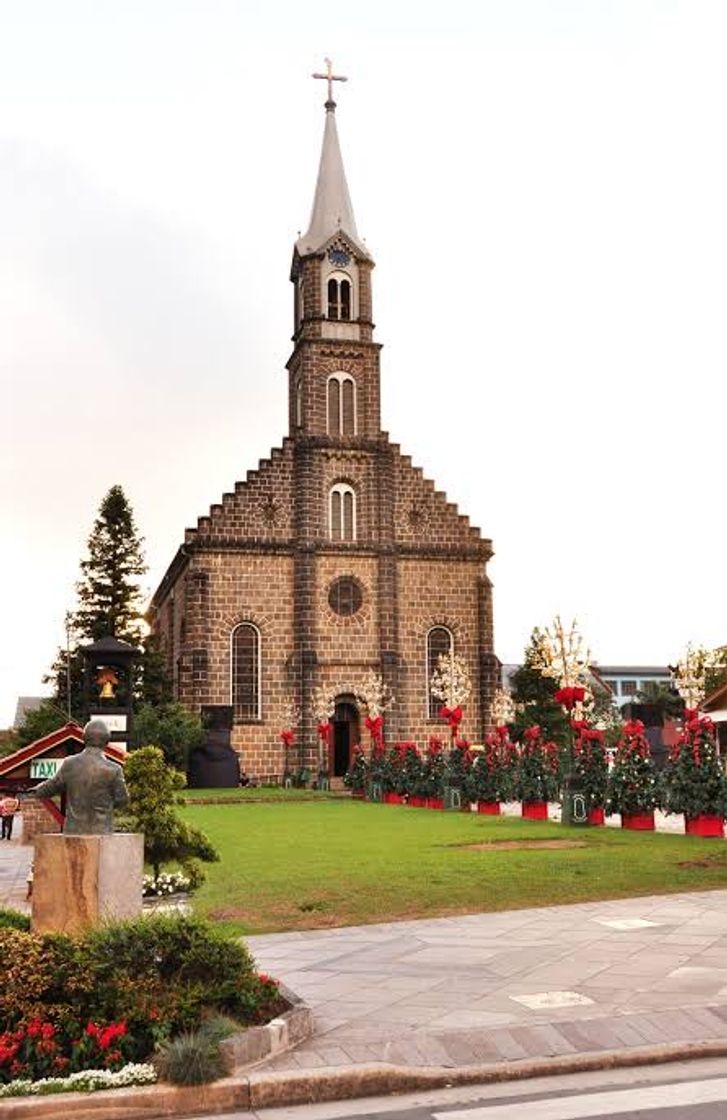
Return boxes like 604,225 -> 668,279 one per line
465,732 -> 517,803
0,909 -> 30,931
662,715 -> 727,819
445,742 -> 472,790
705,646 -> 727,698
13,701 -> 70,749
343,745 -> 368,792
153,1028 -> 228,1085
45,486 -> 172,716
122,746 -> 219,881
607,720 -> 660,815
572,726 -> 609,805
633,681 -> 685,721
0,914 -> 277,1077
514,727 -> 559,803
131,704 -> 205,770
417,739 -> 446,798
510,630 -> 569,745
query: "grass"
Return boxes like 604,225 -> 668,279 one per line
181,799 -> 727,935
179,786 -> 345,803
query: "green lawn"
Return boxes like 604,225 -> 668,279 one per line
181,799 -> 727,935
180,786 -> 344,803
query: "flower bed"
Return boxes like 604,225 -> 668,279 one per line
142,872 -> 191,897
0,1063 -> 156,1098
0,913 -> 284,1091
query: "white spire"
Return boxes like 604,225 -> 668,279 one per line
295,100 -> 370,259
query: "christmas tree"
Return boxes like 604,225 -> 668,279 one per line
607,719 -> 659,815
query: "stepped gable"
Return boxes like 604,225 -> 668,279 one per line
390,441 -> 490,555
184,440 -> 294,547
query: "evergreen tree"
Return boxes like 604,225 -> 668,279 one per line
45,486 -> 171,714
510,630 -> 569,745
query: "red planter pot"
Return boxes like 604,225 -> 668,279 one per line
408,796 -> 425,808
477,801 -> 501,815
522,801 -> 548,820
427,797 -> 444,810
384,792 -> 403,805
685,814 -> 724,838
621,811 -> 655,831
588,806 -> 605,826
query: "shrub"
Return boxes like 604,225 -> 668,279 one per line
153,1028 -> 227,1086
0,908 -> 30,931
0,914 -> 282,1080
131,703 -> 205,770
121,746 -> 219,883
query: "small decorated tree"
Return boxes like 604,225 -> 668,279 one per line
572,721 -> 609,821
446,739 -> 473,792
466,728 -> 515,811
311,685 -> 335,780
662,711 -> 727,835
515,725 -> 559,818
344,744 -> 368,797
419,737 -> 446,805
607,719 -> 660,827
430,653 -> 471,743
398,741 -> 424,802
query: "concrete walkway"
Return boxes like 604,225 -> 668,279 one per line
249,890 -> 727,1073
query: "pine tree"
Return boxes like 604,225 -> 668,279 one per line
74,484 -> 145,644
46,486 -> 170,717
510,630 -> 570,744
607,719 -> 660,815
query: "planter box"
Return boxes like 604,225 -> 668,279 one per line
426,797 -> 444,810
621,811 -> 655,831
477,801 -> 501,815
521,801 -> 548,820
588,806 -> 605,826
685,814 -> 725,838
220,983 -> 312,1072
408,796 -> 426,808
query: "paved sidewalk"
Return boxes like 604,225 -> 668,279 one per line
0,829 -> 31,910
249,889 -> 727,1073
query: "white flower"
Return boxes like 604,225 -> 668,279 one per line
0,1064 -> 157,1098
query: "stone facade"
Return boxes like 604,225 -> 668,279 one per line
150,100 -> 499,779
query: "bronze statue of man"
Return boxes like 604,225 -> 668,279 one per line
32,719 -> 129,834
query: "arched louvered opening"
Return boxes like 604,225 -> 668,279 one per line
329,484 -> 356,541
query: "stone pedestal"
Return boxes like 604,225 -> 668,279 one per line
32,833 -> 143,934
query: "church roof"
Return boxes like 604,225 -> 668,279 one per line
295,101 -> 371,260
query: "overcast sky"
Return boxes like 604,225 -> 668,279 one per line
2,0 -> 726,727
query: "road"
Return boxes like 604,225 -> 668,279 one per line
186,1057 -> 727,1120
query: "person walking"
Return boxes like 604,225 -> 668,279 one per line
0,795 -> 19,840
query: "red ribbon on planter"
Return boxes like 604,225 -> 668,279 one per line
316,722 -> 332,745
439,705 -> 463,731
279,730 -> 295,747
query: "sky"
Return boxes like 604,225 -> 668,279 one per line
2,0 -> 726,727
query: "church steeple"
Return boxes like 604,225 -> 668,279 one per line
288,62 -> 379,442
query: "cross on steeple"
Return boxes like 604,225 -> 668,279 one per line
312,57 -> 347,105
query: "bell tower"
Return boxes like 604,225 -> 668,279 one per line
288,61 -> 380,441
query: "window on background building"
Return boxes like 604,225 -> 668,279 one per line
329,483 -> 356,540
427,626 -> 453,717
295,380 -> 302,427
327,374 -> 357,436
621,680 -> 637,697
231,623 -> 260,720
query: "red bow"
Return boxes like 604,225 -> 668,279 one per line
279,730 -> 295,747
439,705 -> 463,730
316,722 -> 332,744
364,715 -> 384,746
555,686 -> 585,710
524,725 -> 541,742
494,724 -> 509,739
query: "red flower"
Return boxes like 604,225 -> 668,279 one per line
40,1022 -> 55,1040
26,1018 -> 43,1038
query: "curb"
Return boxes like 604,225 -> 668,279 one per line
4,1038 -> 727,1120
220,984 -> 313,1070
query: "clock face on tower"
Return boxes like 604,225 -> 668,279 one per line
328,247 -> 350,268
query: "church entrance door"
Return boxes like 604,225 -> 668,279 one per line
331,697 -> 360,777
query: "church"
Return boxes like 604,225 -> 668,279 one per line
150,66 -> 499,779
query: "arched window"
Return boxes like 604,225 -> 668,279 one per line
231,623 -> 261,720
329,483 -> 356,541
427,626 -> 453,718
327,374 -> 357,436
327,276 -> 352,320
